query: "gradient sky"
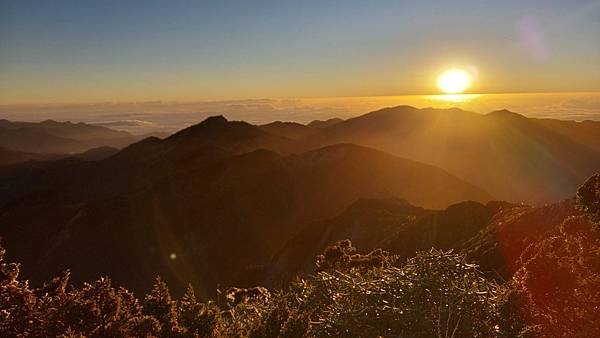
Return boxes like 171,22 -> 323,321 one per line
1,0 -> 599,104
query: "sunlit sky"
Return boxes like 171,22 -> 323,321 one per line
1,0 -> 599,105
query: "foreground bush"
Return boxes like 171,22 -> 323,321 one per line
511,216 -> 600,337
303,248 -> 501,337
1,242 -> 503,337
2,233 -> 599,337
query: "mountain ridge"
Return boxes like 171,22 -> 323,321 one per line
298,105 -> 600,203
0,119 -> 140,156
0,115 -> 491,296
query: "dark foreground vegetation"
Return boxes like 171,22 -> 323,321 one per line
2,174 -> 600,337
1,219 -> 599,336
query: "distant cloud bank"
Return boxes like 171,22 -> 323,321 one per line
1,92 -> 599,134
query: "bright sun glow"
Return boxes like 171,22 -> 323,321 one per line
437,69 -> 472,94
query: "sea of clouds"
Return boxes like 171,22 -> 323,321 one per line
1,92 -> 599,135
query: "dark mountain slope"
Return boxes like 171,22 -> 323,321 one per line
286,143 -> 489,213
267,198 -> 496,285
268,187 -> 586,288
459,199 -> 579,278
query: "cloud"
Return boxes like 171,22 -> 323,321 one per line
1,93 -> 599,135
93,119 -> 155,128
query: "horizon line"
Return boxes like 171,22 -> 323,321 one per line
1,90 -> 600,107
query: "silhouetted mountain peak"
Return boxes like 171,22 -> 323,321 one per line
368,105 -> 419,117
389,104 -> 418,111
179,115 -> 230,133
169,115 -> 248,139
333,105 -> 464,132
320,107 -> 411,134
200,115 -> 228,125
487,109 -> 525,119
160,115 -> 298,157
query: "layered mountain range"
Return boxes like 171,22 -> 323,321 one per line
0,114 -> 488,296
0,119 -> 141,165
262,106 -> 600,203
0,105 -> 599,296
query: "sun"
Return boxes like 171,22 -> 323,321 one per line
437,69 -> 472,94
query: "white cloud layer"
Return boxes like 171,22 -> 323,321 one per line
1,92 -> 599,135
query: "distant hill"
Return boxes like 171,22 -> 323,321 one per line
301,106 -> 600,204
0,119 -> 138,155
259,118 -> 344,139
0,146 -> 60,166
0,116 -> 489,296
259,121 -> 316,140
0,146 -> 119,168
71,146 -> 120,161
307,117 -> 344,128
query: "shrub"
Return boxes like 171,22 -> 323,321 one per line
576,173 -> 600,223
512,216 -> 600,337
3,233 -> 596,337
306,248 -> 502,337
